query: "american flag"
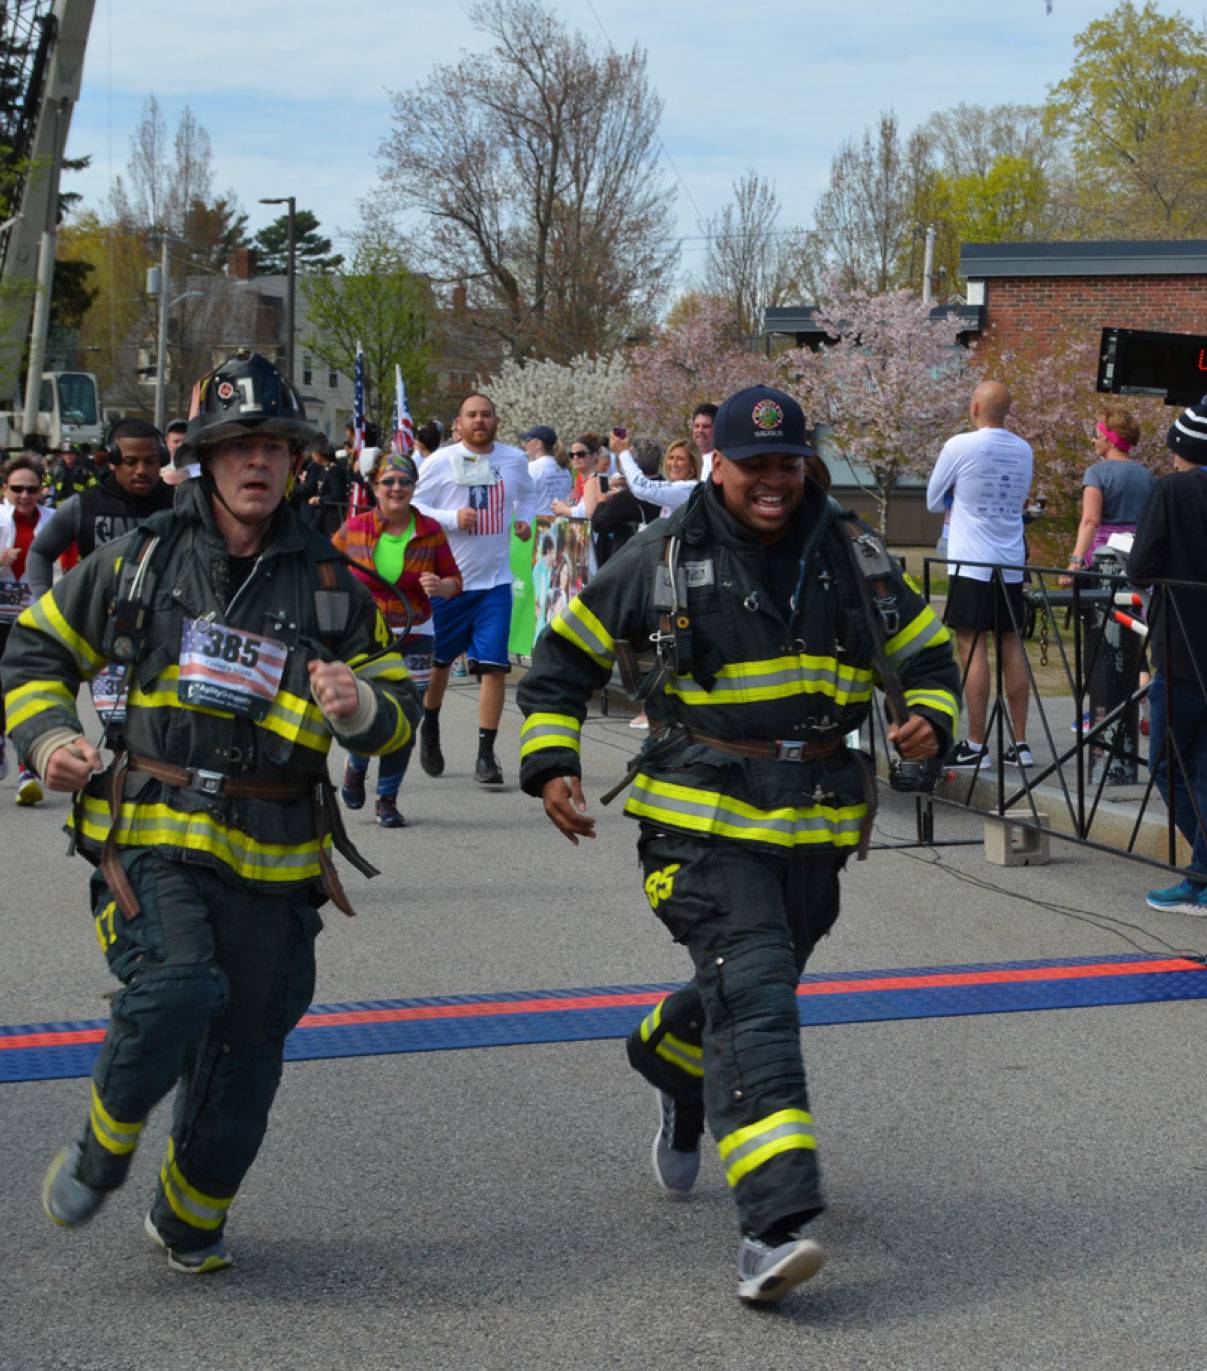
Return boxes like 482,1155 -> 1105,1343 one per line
179,618 -> 287,706
392,364 -> 414,456
467,469 -> 507,535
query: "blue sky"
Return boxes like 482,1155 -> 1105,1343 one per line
64,1 -> 1139,268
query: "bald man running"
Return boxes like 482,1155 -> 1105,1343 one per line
927,380 -> 1035,770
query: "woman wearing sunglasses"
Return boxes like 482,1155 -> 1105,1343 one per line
332,451 -> 462,827
0,454 -> 53,798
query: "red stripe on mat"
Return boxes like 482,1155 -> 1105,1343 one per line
2,957 -> 1199,1052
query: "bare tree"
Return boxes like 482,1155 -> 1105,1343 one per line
922,102 -> 1054,180
811,112 -> 911,293
377,0 -> 677,361
702,171 -> 803,335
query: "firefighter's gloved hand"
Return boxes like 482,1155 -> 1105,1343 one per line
888,714 -> 939,761
542,775 -> 596,845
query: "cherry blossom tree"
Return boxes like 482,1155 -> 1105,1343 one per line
784,283 -> 981,534
486,351 -> 630,444
620,295 -> 781,441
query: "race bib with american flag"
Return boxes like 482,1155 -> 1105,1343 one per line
468,467 -> 507,536
177,616 -> 288,720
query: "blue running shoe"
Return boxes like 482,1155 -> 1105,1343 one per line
737,1232 -> 826,1304
1145,878 -> 1207,916
42,1142 -> 107,1228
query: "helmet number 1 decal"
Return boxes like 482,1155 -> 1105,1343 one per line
237,377 -> 258,412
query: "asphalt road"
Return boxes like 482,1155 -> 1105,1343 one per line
2,679 -> 1205,1371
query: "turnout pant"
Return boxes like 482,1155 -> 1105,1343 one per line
627,826 -> 843,1237
77,848 -> 321,1251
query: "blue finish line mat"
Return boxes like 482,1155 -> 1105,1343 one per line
3,953 -> 1205,1084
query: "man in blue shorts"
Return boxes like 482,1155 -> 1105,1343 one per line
413,393 -> 536,783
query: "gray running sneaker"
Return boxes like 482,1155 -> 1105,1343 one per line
737,1232 -> 826,1304
144,1212 -> 233,1274
42,1142 -> 107,1228
651,1090 -> 704,1197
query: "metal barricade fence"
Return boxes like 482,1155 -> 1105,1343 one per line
860,555 -> 1207,879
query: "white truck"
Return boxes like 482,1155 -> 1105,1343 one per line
0,370 -> 104,450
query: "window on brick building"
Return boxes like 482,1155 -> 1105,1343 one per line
303,354 -> 313,387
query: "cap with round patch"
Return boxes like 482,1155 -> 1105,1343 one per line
713,385 -> 815,461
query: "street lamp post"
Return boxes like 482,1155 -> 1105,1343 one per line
259,196 -> 296,388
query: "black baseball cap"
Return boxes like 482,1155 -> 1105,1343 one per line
713,385 -> 815,462
519,424 -> 557,448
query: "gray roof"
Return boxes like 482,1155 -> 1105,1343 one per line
763,303 -> 983,337
961,239 -> 1207,278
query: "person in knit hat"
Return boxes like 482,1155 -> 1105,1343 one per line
1127,396 -> 1207,914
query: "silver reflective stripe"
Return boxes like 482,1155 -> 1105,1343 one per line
110,808 -> 322,872
522,722 -> 579,745
888,614 -> 947,666
723,1118 -> 815,1174
557,603 -> 612,660
656,1033 -> 704,1077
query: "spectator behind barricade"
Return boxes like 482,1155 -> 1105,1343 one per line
552,434 -> 603,515
927,380 -> 1034,771
26,419 -> 173,600
691,402 -> 718,479
414,419 -> 443,461
332,450 -> 462,828
615,435 -> 702,518
297,433 -> 350,536
1062,406 -> 1154,584
0,454 -> 52,796
520,423 -> 573,515
1127,397 -> 1207,915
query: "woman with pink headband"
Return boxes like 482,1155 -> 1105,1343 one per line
1064,404 -> 1154,576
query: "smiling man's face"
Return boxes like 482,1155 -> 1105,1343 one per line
710,451 -> 805,543
207,433 -> 291,523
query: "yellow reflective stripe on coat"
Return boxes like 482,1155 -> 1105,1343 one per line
885,607 -> 951,668
73,793 -> 328,885
664,654 -> 873,707
519,712 -> 582,759
160,1138 -> 232,1231
377,693 -> 412,754
3,677 -> 78,730
639,998 -> 704,1078
717,1108 -> 816,1187
349,648 -> 410,684
625,774 -> 865,849
551,596 -> 615,671
18,592 -> 104,676
129,666 -> 331,753
903,687 -> 960,733
88,1083 -> 143,1156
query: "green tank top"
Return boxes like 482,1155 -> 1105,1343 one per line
373,514 -> 415,585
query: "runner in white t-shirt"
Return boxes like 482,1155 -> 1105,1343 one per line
413,393 -> 536,785
926,380 -> 1034,770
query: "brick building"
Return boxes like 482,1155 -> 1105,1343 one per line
960,239 -> 1207,361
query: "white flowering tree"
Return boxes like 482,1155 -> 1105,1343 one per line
485,351 -> 631,445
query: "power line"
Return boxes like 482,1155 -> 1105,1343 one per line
580,0 -> 709,237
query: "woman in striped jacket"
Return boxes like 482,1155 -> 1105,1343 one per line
333,451 -> 462,826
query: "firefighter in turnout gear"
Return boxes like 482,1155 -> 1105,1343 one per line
517,386 -> 960,1304
3,354 -> 420,1273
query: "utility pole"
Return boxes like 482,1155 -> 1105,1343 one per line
153,235 -> 171,430
921,224 -> 937,306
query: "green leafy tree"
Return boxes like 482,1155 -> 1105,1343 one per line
301,231 -> 433,437
1044,1 -> 1207,235
253,209 -> 343,276
942,154 -> 1050,244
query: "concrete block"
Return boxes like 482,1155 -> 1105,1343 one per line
984,810 -> 1051,867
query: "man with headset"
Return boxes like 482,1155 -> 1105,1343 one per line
26,418 -> 174,597
3,354 -> 417,1274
